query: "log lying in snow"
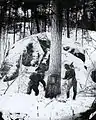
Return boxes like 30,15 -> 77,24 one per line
0,32 -> 50,82
63,46 -> 85,63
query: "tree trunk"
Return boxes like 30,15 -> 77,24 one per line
34,8 -> 40,33
19,22 -> 22,39
43,4 -> 47,32
0,33 -> 1,67
2,27 -> 6,62
13,19 -> 15,44
82,28 -> 83,47
66,8 -> 70,38
75,7 -> 78,41
0,6 -> 2,67
23,9 -> 26,38
44,16 -> 47,32
30,9 -> 33,35
13,8 -> 18,44
8,5 -> 11,26
45,0 -> 62,99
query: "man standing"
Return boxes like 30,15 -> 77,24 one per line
27,63 -> 46,96
63,63 -> 77,100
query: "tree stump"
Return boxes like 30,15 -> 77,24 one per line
45,74 -> 61,99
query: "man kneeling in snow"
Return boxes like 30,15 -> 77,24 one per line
27,63 -> 46,96
63,63 -> 77,100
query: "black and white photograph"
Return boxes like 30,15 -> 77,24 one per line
0,0 -> 96,120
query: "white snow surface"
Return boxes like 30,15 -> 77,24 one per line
0,30 -> 96,120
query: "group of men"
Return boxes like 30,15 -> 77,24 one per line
27,61 -> 77,100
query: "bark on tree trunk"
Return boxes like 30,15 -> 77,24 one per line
30,9 -> 33,35
45,0 -> 62,99
13,8 -> 18,44
19,22 -> 22,39
34,8 -> 40,33
23,9 -> 26,38
44,17 -> 47,32
43,5 -> 47,32
0,34 -> 1,67
75,7 -> 78,41
66,8 -> 70,38
0,6 -> 2,66
13,19 -> 15,44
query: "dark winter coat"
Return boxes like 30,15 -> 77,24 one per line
27,72 -> 46,95
64,68 -> 76,84
64,65 -> 77,100
28,72 -> 45,87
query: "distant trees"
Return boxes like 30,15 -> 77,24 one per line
0,0 -> 96,38
0,0 -> 96,41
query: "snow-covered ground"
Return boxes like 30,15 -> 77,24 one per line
0,29 -> 96,120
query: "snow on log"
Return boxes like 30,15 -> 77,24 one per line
63,46 -> 85,63
0,32 -> 50,82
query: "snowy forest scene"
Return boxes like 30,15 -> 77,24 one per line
1,0 -> 96,120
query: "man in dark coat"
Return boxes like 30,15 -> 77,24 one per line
27,63 -> 46,96
63,64 -> 77,100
